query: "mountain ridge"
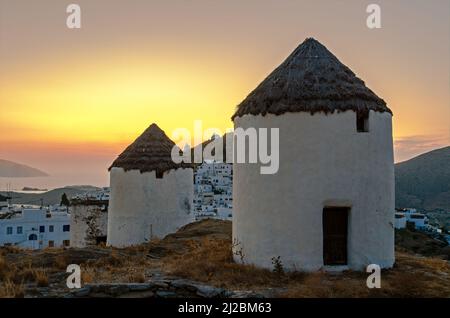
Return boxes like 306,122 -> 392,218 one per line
395,146 -> 450,211
0,159 -> 48,178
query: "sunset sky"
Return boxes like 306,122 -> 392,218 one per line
0,0 -> 449,189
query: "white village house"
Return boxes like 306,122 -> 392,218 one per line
394,212 -> 407,230
0,206 -> 71,249
232,38 -> 395,271
394,208 -> 429,230
107,123 -> 194,247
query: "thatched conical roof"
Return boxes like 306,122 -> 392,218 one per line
109,123 -> 192,175
232,38 -> 391,120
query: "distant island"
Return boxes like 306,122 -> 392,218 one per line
21,187 -> 48,192
0,159 -> 48,178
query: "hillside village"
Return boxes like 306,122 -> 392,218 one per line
194,162 -> 232,221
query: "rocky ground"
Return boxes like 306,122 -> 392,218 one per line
1,219 -> 449,298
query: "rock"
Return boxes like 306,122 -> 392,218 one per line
195,284 -> 226,298
170,279 -> 191,289
119,290 -> 155,298
150,281 -> 170,289
61,277 -> 238,298
230,291 -> 265,298
88,292 -> 113,298
71,287 -> 91,297
87,284 -> 108,293
128,283 -> 152,291
109,285 -> 130,296
156,290 -> 178,298
86,283 -> 129,296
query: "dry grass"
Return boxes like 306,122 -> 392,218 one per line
0,254 -> 8,280
73,247 -> 156,284
91,249 -> 125,268
127,271 -> 146,283
162,235 -> 450,298
15,264 -> 36,283
34,269 -> 49,287
54,254 -> 69,270
0,220 -> 449,298
81,266 -> 95,284
0,280 -> 24,298
163,238 -> 301,289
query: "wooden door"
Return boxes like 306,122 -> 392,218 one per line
323,207 -> 349,265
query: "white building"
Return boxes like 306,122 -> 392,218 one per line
70,188 -> 109,247
407,213 -> 428,229
395,208 -> 429,230
232,38 -> 395,271
72,187 -> 110,201
394,213 -> 407,229
0,206 -> 71,249
107,123 -> 194,247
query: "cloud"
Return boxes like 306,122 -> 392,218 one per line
394,134 -> 449,163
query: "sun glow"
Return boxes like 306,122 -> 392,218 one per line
0,50 -> 245,146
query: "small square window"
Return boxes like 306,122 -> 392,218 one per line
63,240 -> 70,247
39,226 -> 45,233
63,225 -> 70,232
49,225 -> 54,232
6,227 -> 13,235
17,226 -> 23,234
48,240 -> 54,248
356,112 -> 369,132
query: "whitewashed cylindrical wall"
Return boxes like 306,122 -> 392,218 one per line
107,168 -> 193,247
232,110 -> 395,271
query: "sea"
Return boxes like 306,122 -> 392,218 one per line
0,174 -> 108,192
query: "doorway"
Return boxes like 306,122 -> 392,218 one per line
323,207 -> 349,265
96,236 -> 107,245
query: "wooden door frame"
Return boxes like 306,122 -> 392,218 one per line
322,206 -> 350,266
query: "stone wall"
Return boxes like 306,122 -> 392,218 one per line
70,201 -> 108,248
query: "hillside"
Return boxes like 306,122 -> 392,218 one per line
0,219 -> 449,298
395,146 -> 450,211
0,159 -> 48,178
395,228 -> 449,259
0,185 -> 101,206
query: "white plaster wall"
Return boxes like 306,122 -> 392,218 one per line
107,168 -> 194,247
70,205 -> 108,247
70,205 -> 87,248
233,110 -> 395,271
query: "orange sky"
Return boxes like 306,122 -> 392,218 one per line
0,0 -> 449,188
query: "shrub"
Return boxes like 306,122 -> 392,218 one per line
34,269 -> 49,287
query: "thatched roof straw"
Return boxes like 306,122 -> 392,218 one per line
232,38 -> 392,120
109,123 -> 192,175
